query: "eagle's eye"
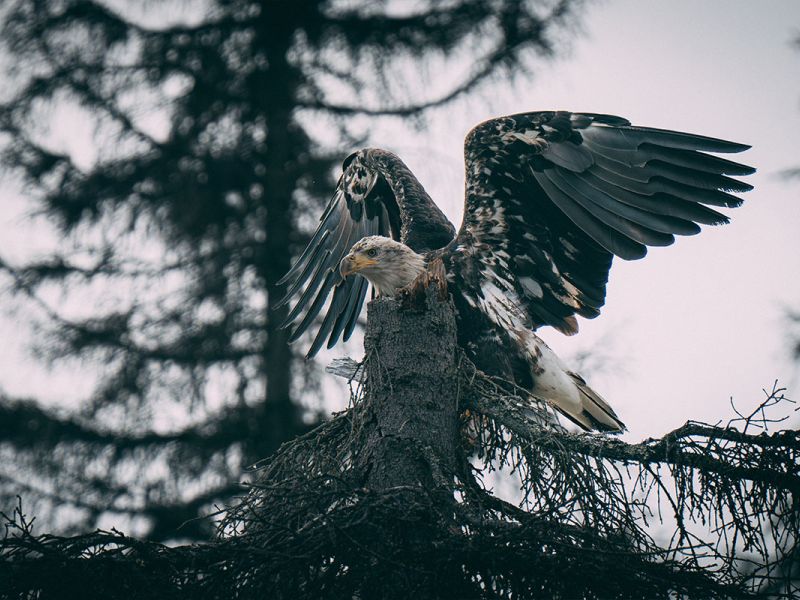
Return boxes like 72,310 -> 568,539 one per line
366,248 -> 378,258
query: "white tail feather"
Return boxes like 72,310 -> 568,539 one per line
567,371 -> 626,433
523,331 -> 626,433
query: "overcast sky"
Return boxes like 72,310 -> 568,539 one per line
1,0 -> 799,441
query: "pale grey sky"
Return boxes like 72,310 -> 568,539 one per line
1,0 -> 799,442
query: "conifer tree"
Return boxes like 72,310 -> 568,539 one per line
0,0 -> 580,541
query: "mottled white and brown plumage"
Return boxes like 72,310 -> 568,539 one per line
279,111 -> 754,432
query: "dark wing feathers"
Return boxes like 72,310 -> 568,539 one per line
279,149 -> 455,357
592,142 -> 754,176
540,168 -> 676,247
447,111 -> 753,333
556,170 -> 701,236
580,123 -> 750,153
279,184 -> 391,358
330,273 -> 369,344
534,169 -> 653,258
541,140 -> 593,171
307,217 -> 381,356
576,170 -> 727,225
591,153 -> 752,196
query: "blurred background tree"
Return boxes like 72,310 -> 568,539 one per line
0,0 -> 582,541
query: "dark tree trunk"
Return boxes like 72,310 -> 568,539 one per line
359,273 -> 460,494
254,5 -> 312,458
353,273 -> 462,599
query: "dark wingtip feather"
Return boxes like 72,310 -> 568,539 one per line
726,142 -> 751,153
276,271 -> 292,286
619,243 -> 648,261
635,127 -> 752,153
342,278 -> 370,341
586,125 -> 752,154
306,324 -> 330,358
327,275 -> 366,349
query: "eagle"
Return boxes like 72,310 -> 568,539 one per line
278,111 -> 754,432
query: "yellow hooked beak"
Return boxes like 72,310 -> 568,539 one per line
339,253 -> 377,277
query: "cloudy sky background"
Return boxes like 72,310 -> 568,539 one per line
1,0 -> 799,442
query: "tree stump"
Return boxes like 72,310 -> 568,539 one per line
358,273 -> 460,493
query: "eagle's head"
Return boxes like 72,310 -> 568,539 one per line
339,236 -> 426,296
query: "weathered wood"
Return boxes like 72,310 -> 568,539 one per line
358,275 -> 460,492
325,357 -> 364,383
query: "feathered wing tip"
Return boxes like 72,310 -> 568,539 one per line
455,111 -> 754,336
541,121 -> 756,262
275,182 -> 385,358
565,371 -> 626,433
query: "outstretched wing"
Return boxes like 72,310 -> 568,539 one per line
447,111 -> 754,334
279,149 -> 455,357
278,154 -> 395,357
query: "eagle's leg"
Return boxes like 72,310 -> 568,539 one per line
399,258 -> 449,307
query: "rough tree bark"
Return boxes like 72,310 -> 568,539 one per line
348,270 -> 463,599
358,272 -> 460,493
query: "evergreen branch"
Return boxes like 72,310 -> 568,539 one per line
302,0 -> 573,116
0,394 -> 261,451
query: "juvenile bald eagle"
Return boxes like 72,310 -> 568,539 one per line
279,111 -> 754,432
